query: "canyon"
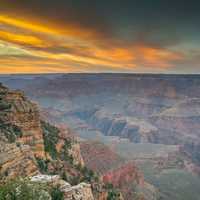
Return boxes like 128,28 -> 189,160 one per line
0,82 -> 153,200
1,73 -> 200,200
0,83 -> 115,199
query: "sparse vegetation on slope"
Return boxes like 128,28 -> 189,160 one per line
0,89 -> 23,143
41,121 -> 59,159
0,178 -> 65,200
105,183 -> 122,200
0,123 -> 23,143
35,157 -> 50,174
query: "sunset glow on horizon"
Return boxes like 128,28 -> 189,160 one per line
0,0 -> 200,74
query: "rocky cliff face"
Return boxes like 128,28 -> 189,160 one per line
80,141 -> 125,174
80,141 -> 158,200
0,141 -> 38,181
0,84 -> 45,158
102,162 -> 144,188
55,128 -> 84,167
0,84 -> 41,180
0,83 -> 117,200
102,162 -> 145,200
88,110 -> 158,143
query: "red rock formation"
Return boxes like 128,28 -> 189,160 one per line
103,162 -> 144,188
80,141 -> 145,199
80,141 -> 124,174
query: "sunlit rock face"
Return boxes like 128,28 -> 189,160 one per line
0,84 -> 41,181
0,84 -> 45,158
0,141 -> 39,181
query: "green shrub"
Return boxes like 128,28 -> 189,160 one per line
80,166 -> 97,183
50,186 -> 64,200
104,183 -> 114,190
59,138 -> 74,164
0,179 -> 66,200
0,179 -> 50,200
104,183 -> 121,200
0,90 -> 7,96
0,101 -> 11,111
36,157 -> 49,173
61,172 -> 69,182
41,121 -> 59,159
107,190 -> 121,200
0,124 -> 23,143
63,138 -> 72,149
70,176 -> 81,186
12,125 -> 23,137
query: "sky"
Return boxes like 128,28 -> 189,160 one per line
0,0 -> 200,74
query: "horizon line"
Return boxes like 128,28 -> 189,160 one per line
0,72 -> 200,76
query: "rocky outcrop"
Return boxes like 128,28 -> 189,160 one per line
0,84 -> 41,181
0,84 -> 45,158
56,128 -> 84,167
102,162 -> 144,188
103,162 -> 144,200
80,141 -> 157,200
0,141 -> 38,181
31,175 -> 94,200
80,141 -> 125,174
63,182 -> 94,200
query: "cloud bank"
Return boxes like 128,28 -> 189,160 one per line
0,0 -> 199,73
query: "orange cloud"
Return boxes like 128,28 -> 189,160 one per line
93,48 -> 135,63
0,14 -> 185,73
0,30 -> 47,47
135,45 -> 184,68
0,14 -> 100,41
0,15 -> 61,35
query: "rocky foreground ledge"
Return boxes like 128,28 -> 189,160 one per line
31,175 -> 94,200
